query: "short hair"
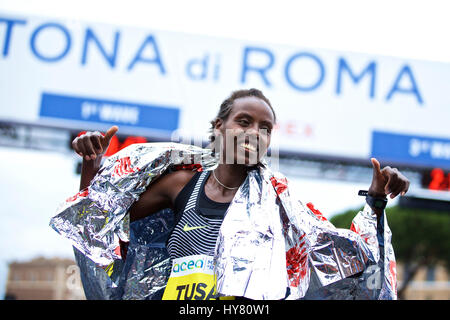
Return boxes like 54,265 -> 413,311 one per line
209,88 -> 276,143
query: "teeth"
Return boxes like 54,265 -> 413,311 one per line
241,143 -> 256,151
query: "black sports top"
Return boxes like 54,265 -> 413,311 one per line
173,171 -> 230,219
167,171 -> 231,259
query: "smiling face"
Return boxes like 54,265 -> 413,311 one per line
213,96 -> 275,165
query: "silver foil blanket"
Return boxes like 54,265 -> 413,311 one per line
215,168 -> 397,300
50,143 -> 397,300
50,143 -> 217,299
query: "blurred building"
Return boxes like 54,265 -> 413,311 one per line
4,257 -> 85,300
397,263 -> 449,300
4,257 -> 449,300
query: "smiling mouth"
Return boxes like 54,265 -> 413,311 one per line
240,142 -> 257,152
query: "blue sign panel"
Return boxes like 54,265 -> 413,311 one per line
39,93 -> 180,132
371,131 -> 450,169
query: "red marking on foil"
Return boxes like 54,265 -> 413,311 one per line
306,202 -> 328,221
286,234 -> 308,287
350,222 -> 371,244
65,189 -> 89,202
390,261 -> 397,293
173,163 -> 203,172
114,245 -> 121,257
114,239 -> 130,260
270,176 -> 288,195
112,156 -> 140,177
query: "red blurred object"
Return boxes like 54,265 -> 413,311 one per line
119,136 -> 148,150
428,168 -> 450,191
104,135 -> 120,157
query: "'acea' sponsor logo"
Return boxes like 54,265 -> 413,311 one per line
173,259 -> 204,273
171,255 -> 214,277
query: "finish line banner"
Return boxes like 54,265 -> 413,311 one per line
0,13 -> 449,169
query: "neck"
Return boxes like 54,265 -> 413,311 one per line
212,164 -> 248,194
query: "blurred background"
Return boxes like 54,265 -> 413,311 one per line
0,0 -> 449,300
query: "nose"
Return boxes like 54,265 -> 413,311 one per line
242,126 -> 260,143
245,126 -> 259,136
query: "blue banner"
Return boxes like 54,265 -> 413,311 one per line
371,131 -> 450,169
39,93 -> 180,132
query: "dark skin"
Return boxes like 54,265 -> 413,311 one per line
72,96 -> 410,222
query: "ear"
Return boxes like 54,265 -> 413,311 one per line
213,118 -> 223,135
214,118 -> 223,129
209,119 -> 223,155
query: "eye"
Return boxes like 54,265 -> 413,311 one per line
260,126 -> 272,135
238,119 -> 250,126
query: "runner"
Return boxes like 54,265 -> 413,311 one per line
67,88 -> 410,300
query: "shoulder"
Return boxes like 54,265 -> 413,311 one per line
129,169 -> 199,222
162,169 -> 197,184
156,169 -> 198,201
133,169 -> 197,211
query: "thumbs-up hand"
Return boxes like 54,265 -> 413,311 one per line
368,158 -> 410,199
72,126 -> 119,161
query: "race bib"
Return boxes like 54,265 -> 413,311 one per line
162,254 -> 218,300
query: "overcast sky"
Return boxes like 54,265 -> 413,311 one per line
1,0 -> 449,299
1,0 -> 450,63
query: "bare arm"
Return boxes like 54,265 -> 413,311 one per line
128,169 -> 196,222
79,157 -> 103,190
71,125 -> 196,222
